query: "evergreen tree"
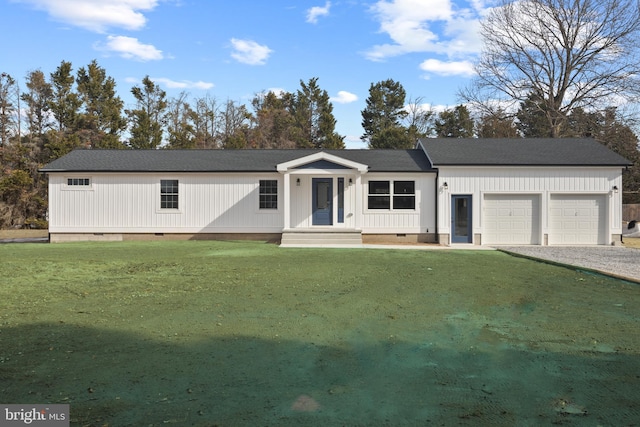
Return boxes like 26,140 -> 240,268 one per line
361,79 -> 410,148
76,60 -> 126,148
435,105 -> 474,138
126,76 -> 167,149
291,78 -> 344,149
516,92 -> 552,137
49,61 -> 81,133
250,90 -> 297,148
476,109 -> 518,138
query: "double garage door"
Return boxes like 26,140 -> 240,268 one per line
483,194 -> 606,245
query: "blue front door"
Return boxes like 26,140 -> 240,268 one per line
451,195 -> 472,243
312,178 -> 333,226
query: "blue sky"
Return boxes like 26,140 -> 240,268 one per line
2,0 -> 491,148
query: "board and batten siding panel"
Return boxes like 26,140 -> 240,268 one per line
289,176 -> 313,229
361,173 -> 435,233
49,173 -> 284,233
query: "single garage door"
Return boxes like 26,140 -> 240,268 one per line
549,194 -> 606,245
483,194 -> 540,244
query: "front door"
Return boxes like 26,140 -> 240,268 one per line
312,178 -> 333,226
451,195 -> 472,243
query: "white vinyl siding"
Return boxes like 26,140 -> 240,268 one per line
483,194 -> 540,244
549,195 -> 606,245
48,173 -> 283,233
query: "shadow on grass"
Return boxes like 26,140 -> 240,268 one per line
1,323 -> 639,426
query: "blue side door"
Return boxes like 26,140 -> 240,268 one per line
312,178 -> 333,226
451,195 -> 472,243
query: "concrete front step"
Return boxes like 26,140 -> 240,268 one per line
280,231 -> 363,247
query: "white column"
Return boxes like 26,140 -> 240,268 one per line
283,172 -> 291,230
354,174 -> 363,231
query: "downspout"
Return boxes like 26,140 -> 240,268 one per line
417,139 -> 439,244
435,169 -> 439,244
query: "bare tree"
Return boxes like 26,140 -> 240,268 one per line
220,99 -> 251,149
403,97 -> 435,139
192,94 -> 220,148
22,70 -> 53,139
461,0 -> 640,137
165,91 -> 195,149
0,73 -> 19,146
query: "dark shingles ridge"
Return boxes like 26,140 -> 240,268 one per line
419,138 -> 632,166
40,149 -> 435,173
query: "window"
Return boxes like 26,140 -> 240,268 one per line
367,180 -> 415,210
259,180 -> 278,209
160,180 -> 179,209
368,181 -> 390,209
393,181 -> 415,209
67,178 -> 90,186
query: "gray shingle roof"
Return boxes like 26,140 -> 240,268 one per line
40,149 -> 435,173
419,138 -> 632,166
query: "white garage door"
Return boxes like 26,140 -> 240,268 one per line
549,195 -> 606,245
483,194 -> 540,244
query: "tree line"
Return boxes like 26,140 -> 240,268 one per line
1,62 -> 639,228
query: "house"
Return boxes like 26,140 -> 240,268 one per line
40,138 -> 631,246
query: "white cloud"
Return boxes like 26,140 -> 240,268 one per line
330,91 -> 358,104
265,88 -> 287,97
96,35 -> 163,61
365,0 -> 488,61
152,78 -> 214,90
230,38 -> 273,65
15,0 -> 159,33
124,76 -> 215,90
419,58 -> 475,77
306,1 -> 331,24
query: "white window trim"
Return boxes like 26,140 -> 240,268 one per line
157,179 -> 182,214
258,179 -> 280,212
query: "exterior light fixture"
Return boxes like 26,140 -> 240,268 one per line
613,185 -> 619,193
442,182 -> 448,190
296,178 -> 301,186
348,178 -> 353,185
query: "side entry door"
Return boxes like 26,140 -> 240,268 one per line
451,195 -> 472,243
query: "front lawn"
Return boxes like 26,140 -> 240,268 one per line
1,241 -> 639,426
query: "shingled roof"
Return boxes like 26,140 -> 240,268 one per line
419,138 -> 631,166
40,149 -> 435,173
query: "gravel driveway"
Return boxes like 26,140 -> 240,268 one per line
497,246 -> 640,283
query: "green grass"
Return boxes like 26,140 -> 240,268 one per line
1,241 -> 639,426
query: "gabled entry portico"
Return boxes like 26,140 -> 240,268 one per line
277,152 -> 368,234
